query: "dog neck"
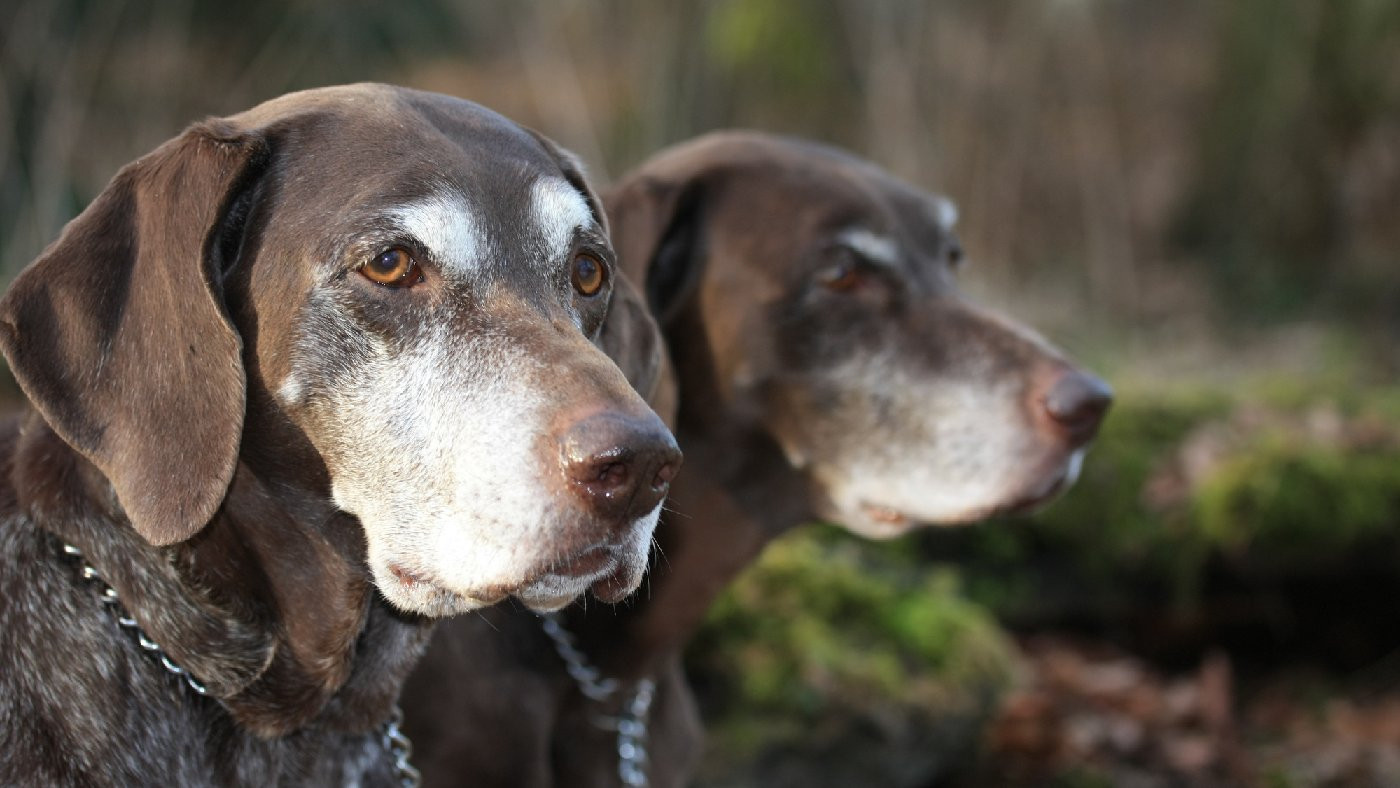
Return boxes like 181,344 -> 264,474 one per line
13,412 -> 432,738
184,466 -> 433,736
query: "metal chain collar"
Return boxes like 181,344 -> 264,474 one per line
60,541 -> 421,788
381,705 -> 422,787
540,612 -> 656,788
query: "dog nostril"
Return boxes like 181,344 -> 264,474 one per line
1043,370 -> 1113,441
559,412 -> 682,522
651,462 -> 678,493
595,460 -> 630,488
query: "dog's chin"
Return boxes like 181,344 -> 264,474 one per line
371,504 -> 662,615
815,483 -> 995,539
371,559 -> 633,617
514,504 -> 661,609
513,547 -> 649,612
820,450 -> 1089,537
371,561 -> 506,618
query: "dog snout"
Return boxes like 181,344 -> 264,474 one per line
1037,367 -> 1113,445
559,413 -> 682,523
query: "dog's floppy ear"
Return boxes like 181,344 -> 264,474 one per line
603,175 -> 707,328
0,120 -> 267,546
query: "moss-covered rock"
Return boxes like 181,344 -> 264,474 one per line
688,530 -> 1016,787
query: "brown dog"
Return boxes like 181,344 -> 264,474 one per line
0,84 -> 679,785
400,132 -> 1111,786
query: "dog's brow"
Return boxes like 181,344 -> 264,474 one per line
835,227 -> 901,268
391,195 -> 486,271
530,178 -> 594,260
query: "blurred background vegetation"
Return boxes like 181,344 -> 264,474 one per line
2,1 -> 1398,785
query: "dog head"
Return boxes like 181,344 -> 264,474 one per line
0,84 -> 679,615
607,132 -> 1109,538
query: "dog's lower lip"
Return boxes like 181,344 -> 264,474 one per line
863,504 -> 911,526
556,544 -> 615,578
853,500 -> 921,532
390,563 -> 425,588
590,563 -> 636,603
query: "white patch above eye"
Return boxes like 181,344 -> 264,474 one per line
835,227 -> 900,268
931,196 -> 959,231
391,195 -> 485,272
530,177 -> 594,260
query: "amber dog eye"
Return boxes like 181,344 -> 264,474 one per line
816,261 -> 863,293
571,253 -> 606,296
360,247 -> 423,288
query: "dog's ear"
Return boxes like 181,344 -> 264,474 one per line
0,120 -> 268,546
603,175 -> 707,327
595,273 -> 676,423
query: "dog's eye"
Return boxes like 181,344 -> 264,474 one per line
948,245 -> 965,268
572,253 -> 606,297
816,261 -> 864,293
360,247 -> 423,288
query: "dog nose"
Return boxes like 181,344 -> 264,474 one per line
1040,369 -> 1113,445
559,413 -> 682,523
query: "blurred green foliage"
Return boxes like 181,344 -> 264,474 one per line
705,0 -> 844,108
1177,0 -> 1400,315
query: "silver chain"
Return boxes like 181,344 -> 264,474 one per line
61,542 -> 211,696
60,541 -> 421,788
381,705 -> 422,787
540,612 -> 656,788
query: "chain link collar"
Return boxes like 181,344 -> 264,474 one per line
540,612 -> 656,787
381,706 -> 422,787
60,541 -> 421,788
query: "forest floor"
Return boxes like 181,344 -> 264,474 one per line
975,635 -> 1400,787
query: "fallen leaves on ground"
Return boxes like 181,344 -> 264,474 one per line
977,636 -> 1400,787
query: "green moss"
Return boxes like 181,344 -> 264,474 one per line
691,528 -> 1015,755
1195,439 -> 1400,559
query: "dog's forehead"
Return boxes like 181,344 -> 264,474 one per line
796,164 -> 960,265
237,85 -> 600,271
236,83 -> 541,150
725,167 -> 948,259
244,84 -> 563,194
